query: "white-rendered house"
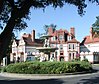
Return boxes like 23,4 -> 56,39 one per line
80,27 -> 99,63
10,27 -> 80,62
10,30 -> 43,62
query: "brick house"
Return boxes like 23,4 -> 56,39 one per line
48,27 -> 80,61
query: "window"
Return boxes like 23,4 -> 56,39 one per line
68,36 -> 71,40
60,52 -> 63,55
88,45 -> 90,47
73,53 -> 75,59
53,36 -> 56,41
26,57 -> 31,61
69,53 -> 71,60
83,55 -> 86,59
51,44 -> 54,47
60,44 -> 63,50
27,51 -> 31,55
51,37 -> 56,41
55,51 -> 57,56
73,44 -> 75,49
69,44 -> 71,49
59,35 -> 63,40
52,54 -> 54,58
69,53 -> 71,56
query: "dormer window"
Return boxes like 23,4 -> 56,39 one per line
68,36 -> 71,41
59,35 -> 63,40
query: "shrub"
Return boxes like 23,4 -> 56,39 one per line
78,61 -> 92,71
82,58 -> 89,62
1,66 -> 7,72
2,61 -> 92,74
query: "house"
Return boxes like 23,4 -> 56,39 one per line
48,27 -> 80,61
10,30 -> 43,63
10,27 -> 80,62
80,27 -> 99,63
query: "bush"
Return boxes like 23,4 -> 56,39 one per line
78,61 -> 92,71
1,66 -> 7,72
82,58 -> 89,62
2,61 -> 92,74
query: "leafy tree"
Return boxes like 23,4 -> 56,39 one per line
38,24 -> 57,38
0,0 -> 99,63
44,24 -> 57,35
92,16 -> 99,37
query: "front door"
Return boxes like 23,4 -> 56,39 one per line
60,57 -> 64,61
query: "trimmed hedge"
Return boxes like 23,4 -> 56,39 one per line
2,61 -> 92,74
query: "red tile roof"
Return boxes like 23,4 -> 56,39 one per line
51,29 -> 69,36
82,35 -> 99,44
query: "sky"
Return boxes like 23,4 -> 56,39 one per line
17,2 -> 99,42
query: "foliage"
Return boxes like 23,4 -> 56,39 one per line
2,61 -> 92,74
79,61 -> 92,71
0,0 -> 99,62
44,24 -> 57,35
0,0 -> 99,31
38,24 -> 57,38
0,66 -> 3,72
35,56 -> 40,61
1,66 -> 7,72
92,16 -> 99,37
82,58 -> 89,62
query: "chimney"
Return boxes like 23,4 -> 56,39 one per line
90,27 -> 93,39
31,30 -> 35,42
48,27 -> 53,35
70,27 -> 75,37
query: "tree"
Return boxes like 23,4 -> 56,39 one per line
44,24 -> 57,35
92,16 -> 99,37
0,0 -> 99,63
6,32 -> 16,64
38,24 -> 57,38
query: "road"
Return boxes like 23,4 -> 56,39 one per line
0,65 -> 99,84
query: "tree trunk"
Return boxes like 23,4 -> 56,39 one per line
0,17 -> 16,63
0,0 -> 34,64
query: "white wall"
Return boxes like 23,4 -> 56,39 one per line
80,52 -> 94,63
63,44 -> 68,61
25,46 -> 39,55
84,42 -> 99,52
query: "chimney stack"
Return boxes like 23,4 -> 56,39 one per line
48,27 -> 53,35
90,27 -> 93,39
31,30 -> 35,42
70,27 -> 75,37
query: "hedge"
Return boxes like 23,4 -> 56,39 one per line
2,61 -> 92,74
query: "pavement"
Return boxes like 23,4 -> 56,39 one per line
0,70 -> 98,80
0,64 -> 98,80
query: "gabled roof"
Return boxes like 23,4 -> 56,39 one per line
67,38 -> 80,43
14,39 -> 19,46
22,37 -> 43,47
81,35 -> 99,44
